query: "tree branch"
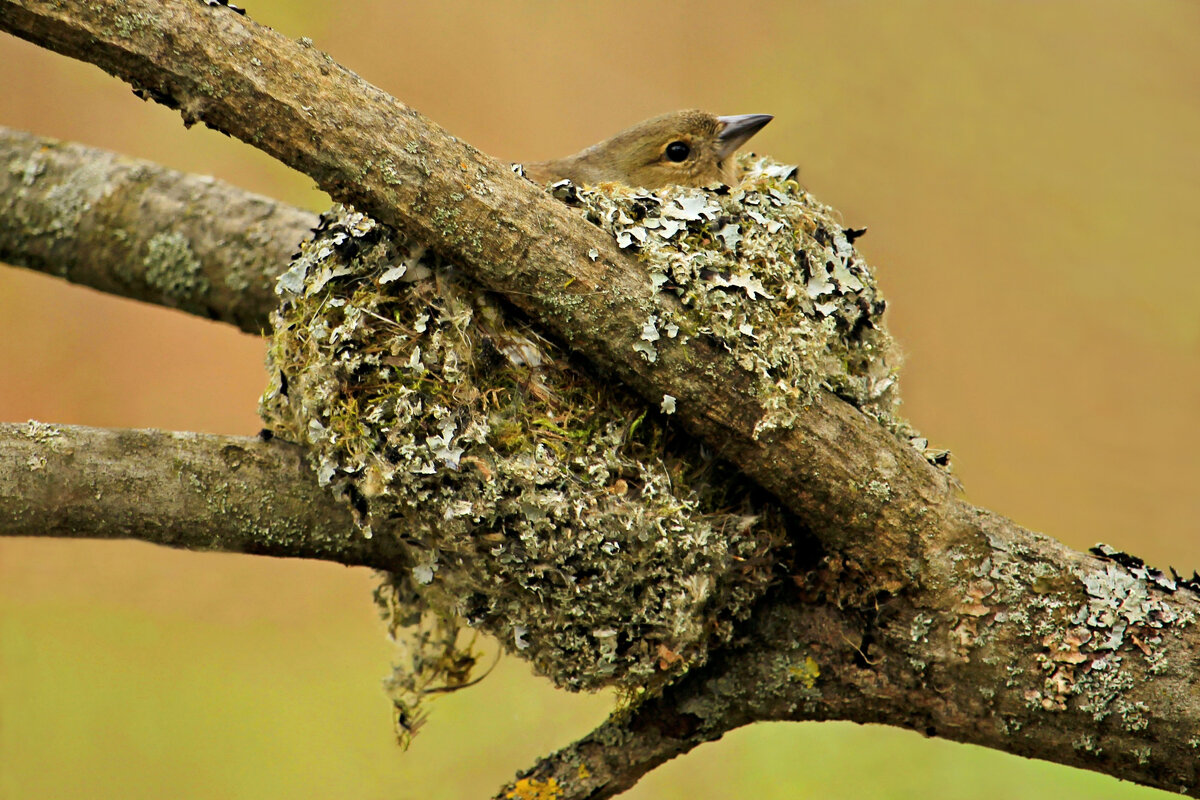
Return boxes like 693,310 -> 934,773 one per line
5,419 -> 1197,798
0,0 -> 952,579
0,125 -> 313,333
3,3 -> 1198,798
504,510 -> 1200,798
0,420 -> 393,568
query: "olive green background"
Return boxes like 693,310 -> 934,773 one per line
2,2 -> 1197,798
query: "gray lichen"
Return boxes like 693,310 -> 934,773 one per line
260,154 -> 919,730
959,535 -> 1193,733
142,230 -> 208,299
19,420 -> 64,447
5,150 -> 114,248
547,158 -> 916,443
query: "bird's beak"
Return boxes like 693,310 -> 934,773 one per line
716,114 -> 773,159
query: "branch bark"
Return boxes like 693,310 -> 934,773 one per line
501,512 -> 1200,798
5,420 -> 1197,798
0,125 -> 313,333
0,421 -> 391,568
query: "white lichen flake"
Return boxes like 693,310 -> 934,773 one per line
260,154 -> 929,730
553,155 -> 920,442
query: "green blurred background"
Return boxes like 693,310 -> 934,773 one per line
2,2 -> 1198,797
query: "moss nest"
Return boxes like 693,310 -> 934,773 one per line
260,154 -> 935,721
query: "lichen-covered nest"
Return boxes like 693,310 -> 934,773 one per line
260,154 -> 933,717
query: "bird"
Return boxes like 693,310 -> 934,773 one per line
523,110 -> 772,190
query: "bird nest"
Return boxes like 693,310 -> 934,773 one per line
260,154 -> 932,733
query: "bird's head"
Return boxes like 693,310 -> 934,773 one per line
525,110 -> 773,189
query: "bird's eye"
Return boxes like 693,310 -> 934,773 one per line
665,141 -> 691,162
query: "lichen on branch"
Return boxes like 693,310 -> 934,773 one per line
259,155 -> 936,722
261,202 -> 786,699
547,156 -> 911,442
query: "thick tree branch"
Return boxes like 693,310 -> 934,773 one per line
0,125 -> 313,333
0,0 -> 952,580
0,421 -> 392,568
4,419 -> 1196,798
3,4 -> 1197,798
505,508 -> 1200,799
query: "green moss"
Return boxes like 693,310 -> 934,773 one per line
259,155 -> 925,732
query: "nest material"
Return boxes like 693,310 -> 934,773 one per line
260,155 -> 929,708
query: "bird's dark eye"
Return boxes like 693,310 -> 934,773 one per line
665,141 -> 690,162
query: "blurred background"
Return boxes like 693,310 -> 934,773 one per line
2,2 -> 1198,798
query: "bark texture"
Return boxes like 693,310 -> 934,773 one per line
502,507 -> 1200,798
1,2 -> 1197,799
3,418 -> 1197,798
0,421 -> 385,566
0,126 -> 314,333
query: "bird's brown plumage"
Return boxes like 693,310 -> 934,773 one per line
523,110 -> 772,190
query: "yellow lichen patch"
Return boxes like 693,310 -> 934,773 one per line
788,655 -> 821,688
506,777 -> 562,800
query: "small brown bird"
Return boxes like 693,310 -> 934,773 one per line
523,110 -> 772,190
